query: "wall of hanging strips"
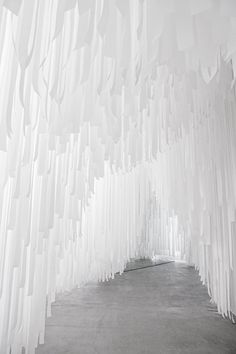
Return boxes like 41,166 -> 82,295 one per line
1,0 -> 236,352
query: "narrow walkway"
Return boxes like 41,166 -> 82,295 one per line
36,261 -> 236,354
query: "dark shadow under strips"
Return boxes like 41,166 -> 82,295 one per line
124,261 -> 175,273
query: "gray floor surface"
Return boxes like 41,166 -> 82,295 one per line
36,260 -> 236,354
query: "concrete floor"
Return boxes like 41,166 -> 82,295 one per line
36,261 -> 236,354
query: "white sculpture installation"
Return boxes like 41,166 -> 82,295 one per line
0,0 -> 236,352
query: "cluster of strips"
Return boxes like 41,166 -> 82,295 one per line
0,0 -> 236,352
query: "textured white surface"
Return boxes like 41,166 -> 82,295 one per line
0,0 -> 236,352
